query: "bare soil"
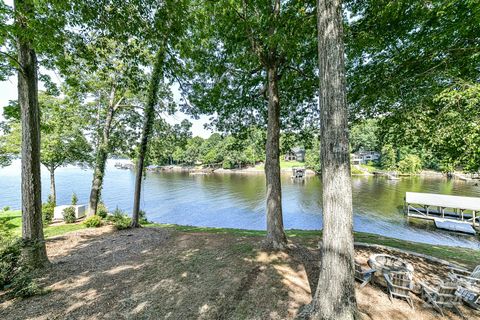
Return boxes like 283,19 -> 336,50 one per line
1,226 -> 479,319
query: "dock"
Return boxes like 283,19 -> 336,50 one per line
404,192 -> 480,234
291,168 -> 306,181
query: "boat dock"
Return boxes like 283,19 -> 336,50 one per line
404,192 -> 480,234
291,168 -> 306,181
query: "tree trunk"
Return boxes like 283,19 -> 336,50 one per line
88,87 -> 116,216
307,0 -> 357,319
131,50 -> 165,227
264,63 -> 287,249
49,166 -> 56,205
15,0 -> 48,268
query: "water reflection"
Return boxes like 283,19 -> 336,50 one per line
0,160 -> 479,249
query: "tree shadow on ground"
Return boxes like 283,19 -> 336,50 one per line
1,227 -> 479,320
290,241 -> 480,320
0,227 -> 310,319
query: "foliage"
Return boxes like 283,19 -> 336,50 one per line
139,210 -> 148,224
346,0 -> 480,119
108,208 -> 132,230
0,239 -> 43,298
350,119 -> 379,152
397,155 -> 422,174
3,206 -> 10,212
62,207 -> 76,224
380,144 -> 396,171
181,0 -> 318,134
430,83 -> 480,173
305,139 -> 321,173
96,203 -> 108,219
41,202 -> 54,225
83,215 -> 102,228
71,193 -> 78,205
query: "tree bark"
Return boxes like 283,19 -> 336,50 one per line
264,63 -> 287,249
131,49 -> 165,227
307,0 -> 357,319
49,166 -> 56,205
15,0 -> 48,268
88,87 -> 116,216
262,0 -> 286,250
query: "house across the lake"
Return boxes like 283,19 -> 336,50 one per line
351,151 -> 380,165
284,147 -> 305,162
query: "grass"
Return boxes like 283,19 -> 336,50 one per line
3,210 -> 479,268
147,223 -> 480,269
0,210 -> 86,238
360,163 -> 382,173
255,160 -> 305,170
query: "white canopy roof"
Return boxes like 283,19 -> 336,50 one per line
406,192 -> 480,211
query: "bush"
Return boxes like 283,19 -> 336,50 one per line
397,154 -> 422,174
0,239 -> 21,289
139,210 -> 149,224
108,208 -> 131,230
62,206 -> 76,223
71,193 -> 78,205
83,215 -> 102,228
222,159 -> 233,169
97,202 -> 108,219
2,206 -> 10,211
0,239 -> 43,298
42,202 -> 54,225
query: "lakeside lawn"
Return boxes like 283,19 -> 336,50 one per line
1,210 -> 87,238
1,223 -> 479,319
255,160 -> 305,170
2,210 -> 479,268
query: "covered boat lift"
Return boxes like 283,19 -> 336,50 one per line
404,192 -> 480,234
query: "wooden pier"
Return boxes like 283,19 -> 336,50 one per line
291,168 -> 306,181
404,192 -> 480,234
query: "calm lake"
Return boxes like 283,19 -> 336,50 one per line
1,159 -> 479,249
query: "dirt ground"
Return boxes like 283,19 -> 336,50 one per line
1,226 -> 479,320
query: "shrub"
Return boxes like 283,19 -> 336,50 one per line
0,218 -> 12,240
381,144 -> 397,170
71,193 -> 78,205
83,215 -> 102,228
97,202 -> 108,219
0,239 -> 43,298
0,239 -> 21,289
108,208 -> 132,230
397,154 -> 422,174
222,159 -> 233,169
42,202 -> 54,225
2,206 -> 10,212
62,206 -> 76,223
139,210 -> 148,224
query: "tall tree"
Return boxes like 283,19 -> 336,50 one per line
59,37 -> 147,216
14,0 -> 47,267
183,0 -> 317,248
131,50 -> 165,227
307,0 -> 357,319
39,94 -> 92,204
2,94 -> 93,205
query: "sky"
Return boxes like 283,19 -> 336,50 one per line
0,0 -> 212,138
0,76 -> 213,138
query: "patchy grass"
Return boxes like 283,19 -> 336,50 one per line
360,163 -> 381,173
146,223 -> 480,269
4,211 -> 479,268
0,210 -> 86,238
255,160 -> 305,170
1,226 -> 478,320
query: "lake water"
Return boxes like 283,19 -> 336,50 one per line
1,159 -> 479,249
